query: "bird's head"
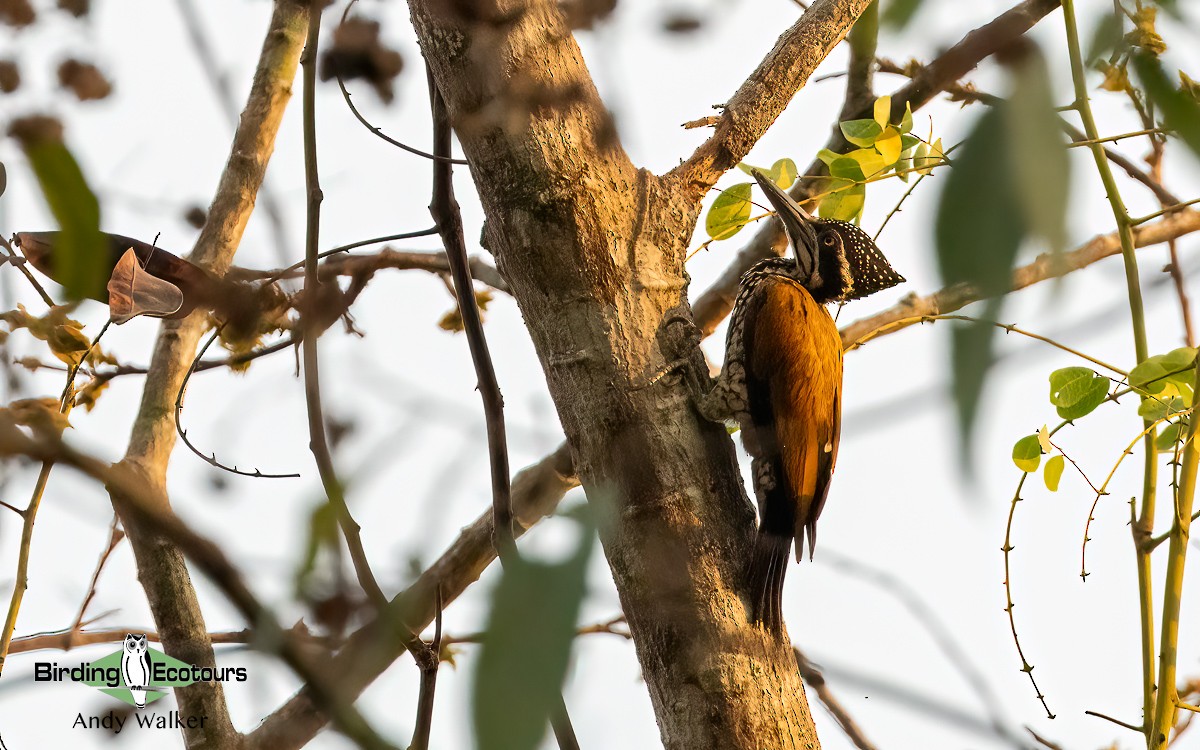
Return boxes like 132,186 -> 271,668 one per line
750,170 -> 905,304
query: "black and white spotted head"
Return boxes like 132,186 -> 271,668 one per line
750,170 -> 905,304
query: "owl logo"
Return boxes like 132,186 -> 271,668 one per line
120,633 -> 152,709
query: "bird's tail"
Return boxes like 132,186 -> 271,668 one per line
746,529 -> 792,636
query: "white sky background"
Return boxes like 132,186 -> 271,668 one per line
0,0 -> 1199,748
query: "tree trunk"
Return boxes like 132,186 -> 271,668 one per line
409,1 -> 841,746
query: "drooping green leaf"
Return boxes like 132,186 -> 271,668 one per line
900,133 -> 920,153
1139,394 -> 1186,421
841,118 -> 884,147
1044,454 -> 1065,491
1012,434 -> 1043,473
1006,47 -> 1070,251
474,515 -> 594,750
936,108 -> 1024,446
11,125 -> 106,300
1156,421 -> 1185,452
950,299 -> 1002,458
818,181 -> 865,222
1086,11 -> 1123,65
881,0 -> 923,29
1133,52 -> 1200,161
705,182 -> 753,240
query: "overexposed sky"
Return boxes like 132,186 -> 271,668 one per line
1,1 -> 1199,748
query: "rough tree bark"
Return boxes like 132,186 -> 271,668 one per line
410,0 -> 869,746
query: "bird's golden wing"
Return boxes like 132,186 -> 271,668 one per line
745,277 -> 843,560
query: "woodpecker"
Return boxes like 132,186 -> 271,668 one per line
694,170 -> 904,634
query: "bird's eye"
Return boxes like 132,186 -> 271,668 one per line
821,234 -> 836,247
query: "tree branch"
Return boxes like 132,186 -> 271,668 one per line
840,210 -> 1200,348
670,0 -> 874,193
106,3 -> 308,747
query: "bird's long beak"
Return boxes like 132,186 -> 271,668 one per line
750,170 -> 820,281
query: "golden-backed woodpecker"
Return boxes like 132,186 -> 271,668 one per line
694,170 -> 904,635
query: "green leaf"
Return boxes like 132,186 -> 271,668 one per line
1049,367 -> 1101,407
14,132 -> 106,300
899,102 -> 914,134
1044,454 -> 1065,491
816,148 -> 842,166
1056,378 -> 1109,420
841,119 -> 884,147
874,95 -> 892,128
768,158 -> 798,189
936,108 -> 1024,446
950,300 -> 1001,458
936,110 -> 1023,296
1156,422 -> 1185,452
1012,434 -> 1042,473
705,182 -> 752,240
736,162 -> 761,176
1132,52 -> 1200,161
875,127 -> 903,165
1006,48 -> 1070,251
818,182 -> 865,222
900,134 -> 921,153
1086,11 -> 1123,66
1139,394 -> 1186,421
474,516 -> 594,750
1130,348 -> 1198,394
896,156 -> 912,182
881,0 -> 923,29
829,149 -> 888,181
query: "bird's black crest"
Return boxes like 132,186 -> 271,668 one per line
824,219 -> 905,300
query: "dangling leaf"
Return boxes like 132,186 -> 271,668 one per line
1006,47 -> 1070,252
1044,455 -> 1065,491
474,514 -> 594,750
1133,52 -> 1200,160
9,118 -> 106,301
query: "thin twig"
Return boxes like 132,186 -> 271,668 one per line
794,646 -> 878,750
65,516 -> 125,649
1084,709 -> 1144,733
174,325 -> 301,479
300,2 -> 386,610
408,588 -> 443,750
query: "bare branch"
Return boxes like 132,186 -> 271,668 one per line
670,0 -> 874,193
840,210 -> 1200,348
108,3 -> 310,746
245,443 -> 578,750
794,646 -> 878,750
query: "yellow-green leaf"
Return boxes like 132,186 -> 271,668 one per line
1044,455 -> 1064,491
819,182 -> 865,222
1012,434 -> 1042,473
705,182 -> 753,240
875,127 -> 902,166
873,95 -> 892,128
841,119 -> 883,148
